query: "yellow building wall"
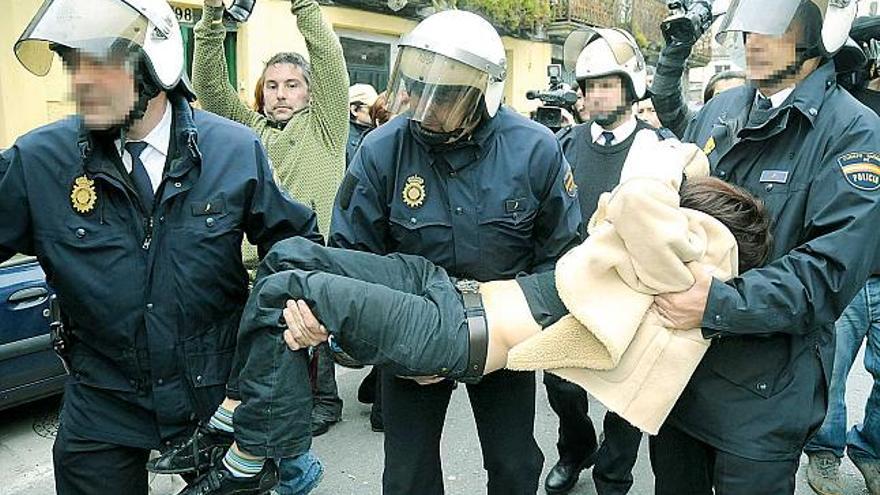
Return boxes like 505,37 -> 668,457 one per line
0,0 -> 550,147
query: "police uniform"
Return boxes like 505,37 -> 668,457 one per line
650,61 -> 880,493
547,120 -> 659,495
0,93 -> 321,494
331,106 -> 582,495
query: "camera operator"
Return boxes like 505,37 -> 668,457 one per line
527,65 -> 580,132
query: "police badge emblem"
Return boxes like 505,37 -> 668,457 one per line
402,175 -> 426,208
70,175 -> 97,214
838,152 -> 880,191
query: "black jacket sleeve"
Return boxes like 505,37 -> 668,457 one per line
0,148 -> 34,263
650,42 -> 697,139
702,116 -> 880,336
245,140 -> 323,257
328,143 -> 391,253
530,143 -> 583,273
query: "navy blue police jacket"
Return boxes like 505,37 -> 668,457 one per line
671,61 -> 880,460
0,93 -> 322,448
330,106 -> 582,280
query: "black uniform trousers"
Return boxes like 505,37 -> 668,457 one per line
649,422 -> 798,495
382,369 -> 544,495
544,373 -> 643,495
53,412 -> 150,495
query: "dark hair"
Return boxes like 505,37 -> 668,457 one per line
679,177 -> 773,273
252,52 -> 312,113
703,70 -> 747,102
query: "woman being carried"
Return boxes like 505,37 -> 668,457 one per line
153,134 -> 773,495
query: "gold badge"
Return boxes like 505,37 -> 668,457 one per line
402,175 -> 426,209
702,136 -> 716,156
70,175 -> 97,214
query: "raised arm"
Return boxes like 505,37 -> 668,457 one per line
289,0 -> 350,154
193,1 -> 266,128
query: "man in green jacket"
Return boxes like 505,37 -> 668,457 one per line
194,0 -> 349,439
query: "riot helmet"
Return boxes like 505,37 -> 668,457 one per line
386,10 -> 507,144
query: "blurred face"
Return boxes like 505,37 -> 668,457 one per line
262,62 -> 309,123
350,103 -> 373,126
745,28 -> 800,84
63,51 -> 137,130
581,76 -> 629,126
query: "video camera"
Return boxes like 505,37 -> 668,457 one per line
661,0 -> 713,46
225,0 -> 257,23
526,64 -> 579,131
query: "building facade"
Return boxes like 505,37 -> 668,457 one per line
0,0 -> 557,147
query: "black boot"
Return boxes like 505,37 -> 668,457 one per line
544,452 -> 597,495
177,460 -> 278,495
147,425 -> 233,474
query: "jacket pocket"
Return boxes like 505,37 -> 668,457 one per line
706,334 -> 794,399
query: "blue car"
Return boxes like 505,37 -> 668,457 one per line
0,255 -> 66,410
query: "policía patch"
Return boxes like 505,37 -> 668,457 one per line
70,175 -> 97,214
402,175 -> 426,208
838,152 -> 880,191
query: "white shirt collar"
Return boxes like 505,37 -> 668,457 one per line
757,86 -> 795,109
590,115 -> 638,145
115,100 -> 173,159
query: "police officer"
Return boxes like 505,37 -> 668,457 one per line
331,10 -> 582,495
804,16 -> 880,495
546,28 -> 657,495
0,1 -> 321,493
649,1 -> 880,493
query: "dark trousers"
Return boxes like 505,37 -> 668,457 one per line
312,342 -> 342,421
649,422 -> 798,495
233,238 -> 470,457
53,420 -> 150,495
382,369 -> 544,495
544,373 -> 642,495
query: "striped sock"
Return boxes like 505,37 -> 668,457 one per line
222,448 -> 265,478
207,405 -> 234,433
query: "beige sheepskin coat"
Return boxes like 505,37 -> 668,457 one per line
507,131 -> 738,434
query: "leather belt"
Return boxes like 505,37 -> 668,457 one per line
455,279 -> 488,382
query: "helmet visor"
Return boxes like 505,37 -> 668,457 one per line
716,0 -> 803,44
386,47 -> 489,133
15,0 -> 148,76
717,0 -> 834,41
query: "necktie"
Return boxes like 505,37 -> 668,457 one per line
756,94 -> 772,111
601,131 -> 615,147
125,141 -> 154,211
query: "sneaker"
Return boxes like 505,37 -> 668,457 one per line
177,460 -> 278,495
806,451 -> 844,495
147,425 -> 233,475
849,452 -> 880,495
